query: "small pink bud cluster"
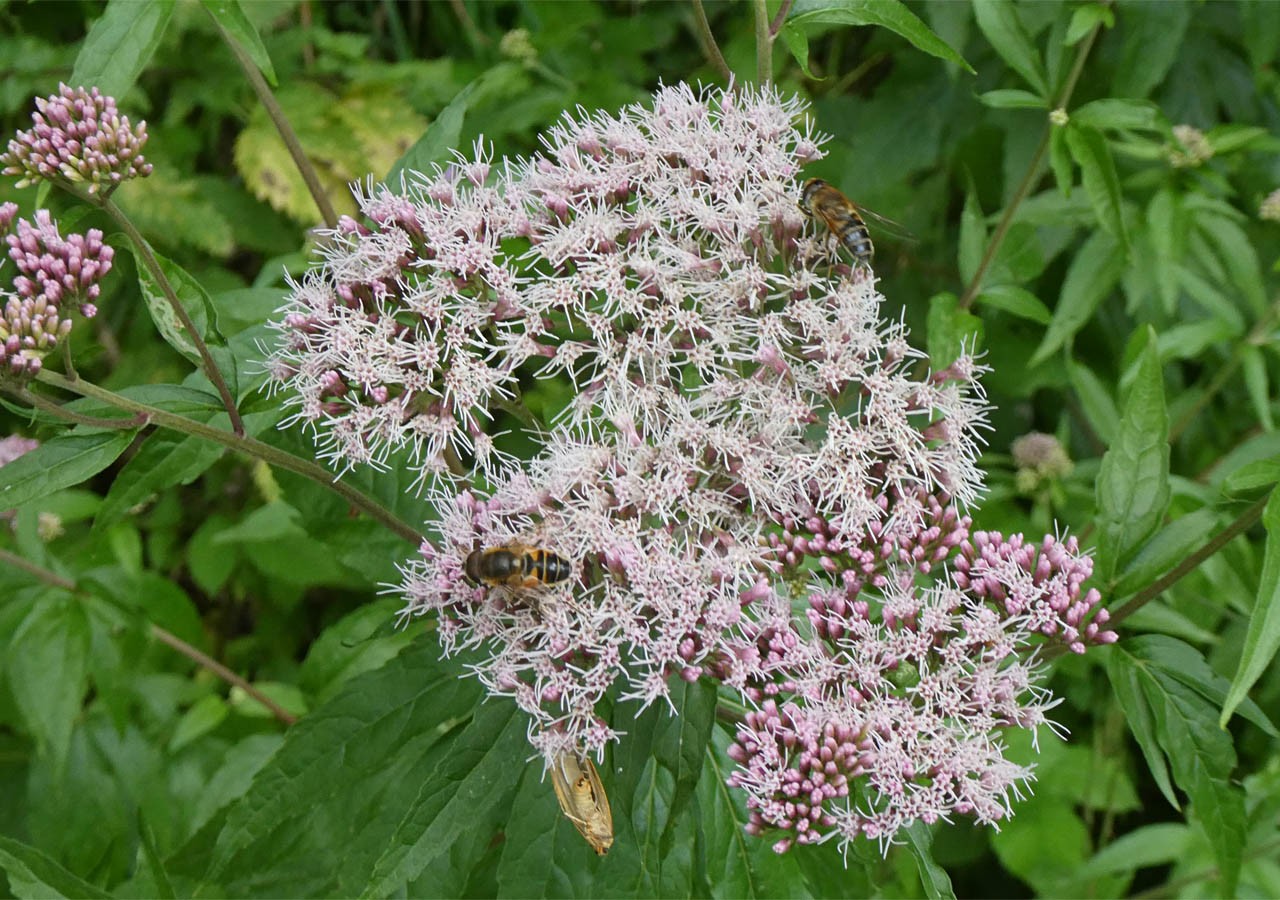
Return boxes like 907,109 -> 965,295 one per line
1,84 -> 153,194
0,207 -> 113,378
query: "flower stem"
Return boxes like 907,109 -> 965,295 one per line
15,386 -> 148,430
691,0 -> 734,83
34,369 -> 425,546
0,548 -> 296,727
958,18 -> 1105,310
753,0 -> 772,84
94,197 -> 246,437
212,17 -> 339,230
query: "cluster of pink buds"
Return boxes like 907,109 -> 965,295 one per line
0,84 -> 152,195
0,205 -> 113,379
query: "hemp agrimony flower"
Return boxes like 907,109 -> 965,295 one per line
272,82 -> 1115,854
1,84 -> 153,194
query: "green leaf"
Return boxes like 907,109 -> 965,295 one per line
1049,125 -> 1073,197
1031,231 -> 1125,364
779,24 -> 819,79
169,695 -> 229,753
0,834 -> 112,900
1064,124 -> 1128,245
1069,361 -> 1119,445
138,813 -> 177,900
1072,98 -> 1163,132
971,0 -> 1048,96
926,292 -> 984,368
0,430 -> 138,511
1065,3 -> 1114,45
990,801 -> 1091,896
1195,212 -> 1267,317
386,78 -> 479,185
1147,188 -> 1186,314
496,763 -> 604,898
1205,124 -> 1269,156
784,0 -> 972,72
1221,488 -> 1280,728
6,595 -> 91,768
1112,0 -> 1191,98
201,0 -> 276,85
1095,334 -> 1170,581
1078,823 -> 1190,880
203,640 -> 491,895
1108,637 -> 1248,896
1241,0 -> 1280,73
976,89 -> 1046,110
957,185 -> 986,287
1112,508 -> 1220,598
1241,345 -> 1274,432
1224,456 -> 1280,495
132,244 -> 231,379
70,0 -> 176,99
975,284 -> 1052,324
903,822 -> 955,900
95,431 -> 225,530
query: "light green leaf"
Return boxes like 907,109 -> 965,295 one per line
1221,488 -> 1280,728
1095,334 -> 1170,581
1224,456 -> 1280,495
1031,230 -> 1124,364
958,186 -> 986,287
1049,125 -> 1073,197
1147,188 -> 1185,314
0,834 -> 112,900
971,0 -> 1048,96
977,89 -> 1046,110
1065,124 -> 1128,245
1196,212 -> 1267,317
976,284 -> 1052,324
71,0 -> 175,99
1069,361 -> 1119,445
132,243 -> 228,370
903,822 -> 956,900
1112,1 -> 1191,98
784,0 -> 972,72
169,695 -> 229,753
1078,823 -> 1190,880
386,78 -> 479,185
1108,644 -> 1179,810
926,292 -> 984,368
201,0 -> 276,85
1112,508 -> 1221,598
1205,124 -> 1269,155
6,595 -> 91,768
0,430 -> 138,511
95,431 -> 225,530
1072,98 -> 1163,132
1065,3 -> 1114,45
1242,345 -> 1274,432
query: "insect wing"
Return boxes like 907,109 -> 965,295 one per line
550,752 -> 614,855
854,204 -> 917,242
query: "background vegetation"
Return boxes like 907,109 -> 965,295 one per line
1,0 -> 1279,897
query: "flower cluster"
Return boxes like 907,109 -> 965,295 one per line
275,82 -> 1115,853
0,206 -> 113,378
1,84 -> 153,194
1166,124 -> 1213,169
1011,430 -> 1073,493
1261,188 -> 1280,223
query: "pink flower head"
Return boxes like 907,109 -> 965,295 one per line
1,84 -> 153,194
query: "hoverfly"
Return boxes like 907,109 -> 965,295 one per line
798,178 -> 912,271
550,751 -> 614,855
463,544 -> 573,589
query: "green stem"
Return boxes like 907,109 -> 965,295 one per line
958,18 -> 1105,310
34,369 -> 425,547
691,0 -> 733,83
213,19 -> 339,229
0,548 -> 296,727
16,386 -> 147,430
95,197 -> 246,437
753,0 -> 772,84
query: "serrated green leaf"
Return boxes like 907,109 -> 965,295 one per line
496,764 -> 603,898
201,0 -> 277,85
926,292 -> 984,368
1196,212 -> 1267,317
0,430 -> 138,511
386,78 -> 478,185
976,89 -> 1046,110
6,595 -> 91,768
0,834 -> 113,900
1107,645 -> 1178,811
95,431 -> 225,530
784,0 -> 972,72
1031,231 -> 1124,364
976,283 -> 1052,324
1112,508 -> 1220,598
1095,335 -> 1170,581
1221,488 -> 1280,729
903,822 -> 955,900
1065,124 -> 1128,245
1072,98 -> 1162,132
70,0 -> 175,99
971,0 -> 1048,96
1241,345 -> 1274,432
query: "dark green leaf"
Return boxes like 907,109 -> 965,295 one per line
1195,212 -> 1267,317
779,24 -> 818,79
1078,823 -> 1190,880
990,801 -> 1091,895
957,186 -> 985,287
971,0 -> 1048,96
784,0 -> 972,72
1072,98 -> 1163,132
976,284 -> 1052,325
1221,488 -> 1280,728
0,430 -> 137,511
1241,345 -> 1274,432
903,822 -> 955,900
1147,188 -> 1185,314
138,813 -> 177,900
201,0 -> 276,85
0,834 -> 112,900
1031,231 -> 1124,364
70,0 -> 175,99
1049,126 -> 1073,197
1241,0 -> 1280,72
1095,334 -> 1170,581
1112,1 -> 1191,98
95,432 -> 225,530
976,89 -> 1045,110
6,595 -> 91,768
386,78 -> 479,185
1065,124 -> 1128,245
496,763 -> 604,898
1065,3 -> 1114,45
1112,508 -> 1221,598
1205,124 -> 1269,155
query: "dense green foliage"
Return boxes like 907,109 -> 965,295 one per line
1,1 -> 1279,897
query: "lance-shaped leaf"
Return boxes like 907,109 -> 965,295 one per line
972,0 -> 1048,96
0,430 -> 138,511
1221,488 -> 1280,727
781,0 -> 971,78
1065,124 -> 1128,247
0,834 -> 112,900
71,0 -> 175,99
